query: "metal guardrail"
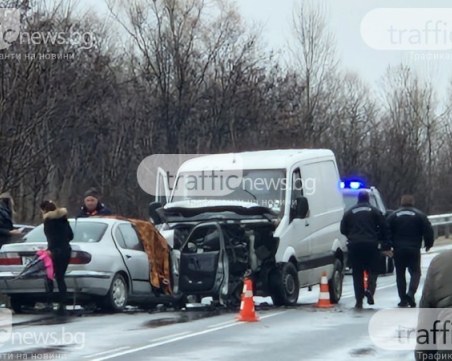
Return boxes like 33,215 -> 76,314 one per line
428,213 -> 452,239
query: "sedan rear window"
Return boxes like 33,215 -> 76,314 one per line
24,221 -> 107,243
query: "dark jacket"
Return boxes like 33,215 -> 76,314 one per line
0,200 -> 13,245
420,250 -> 452,308
415,250 -> 452,360
43,208 -> 73,251
77,203 -> 112,218
340,202 -> 389,246
387,207 -> 434,250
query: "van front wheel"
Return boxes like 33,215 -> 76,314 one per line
270,263 -> 300,306
328,259 -> 344,303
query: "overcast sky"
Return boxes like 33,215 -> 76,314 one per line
81,0 -> 452,99
237,0 -> 452,97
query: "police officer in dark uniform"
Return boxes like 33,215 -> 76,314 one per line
341,190 -> 389,309
387,195 -> 433,308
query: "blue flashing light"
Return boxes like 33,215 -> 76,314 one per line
350,181 -> 362,190
340,179 -> 366,190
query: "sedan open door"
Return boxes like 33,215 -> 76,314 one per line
178,223 -> 228,301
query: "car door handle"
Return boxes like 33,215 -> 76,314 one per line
305,221 -> 310,227
125,255 -> 132,259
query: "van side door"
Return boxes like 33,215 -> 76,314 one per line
278,168 -> 312,286
302,160 -> 343,284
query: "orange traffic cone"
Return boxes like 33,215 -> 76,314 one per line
316,272 -> 333,308
237,278 -> 259,322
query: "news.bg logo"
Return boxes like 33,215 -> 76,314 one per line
0,8 -> 20,50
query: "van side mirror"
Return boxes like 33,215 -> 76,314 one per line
291,197 -> 309,220
149,202 -> 163,225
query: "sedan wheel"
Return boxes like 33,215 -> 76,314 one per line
10,296 -> 24,314
102,274 -> 128,312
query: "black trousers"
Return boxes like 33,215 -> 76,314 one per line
46,247 -> 71,303
349,243 -> 379,302
394,248 -> 421,301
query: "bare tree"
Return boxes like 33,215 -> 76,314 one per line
290,0 -> 339,145
375,65 -> 443,211
1,0 -> 451,223
324,72 -> 378,175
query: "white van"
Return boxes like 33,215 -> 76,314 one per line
151,149 -> 347,306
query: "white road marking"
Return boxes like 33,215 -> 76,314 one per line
84,346 -> 131,358
207,319 -> 237,328
260,312 -> 288,320
150,331 -> 190,343
90,311 -> 288,361
342,282 -> 397,299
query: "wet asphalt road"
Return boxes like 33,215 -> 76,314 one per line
0,245 -> 449,361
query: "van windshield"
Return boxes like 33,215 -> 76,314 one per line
171,169 -> 286,213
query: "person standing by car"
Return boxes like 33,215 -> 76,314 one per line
77,188 -> 112,217
387,194 -> 434,308
340,190 -> 389,309
40,200 -> 74,315
0,192 -> 22,308
0,192 -> 23,247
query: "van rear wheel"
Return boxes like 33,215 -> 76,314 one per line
270,263 -> 300,306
